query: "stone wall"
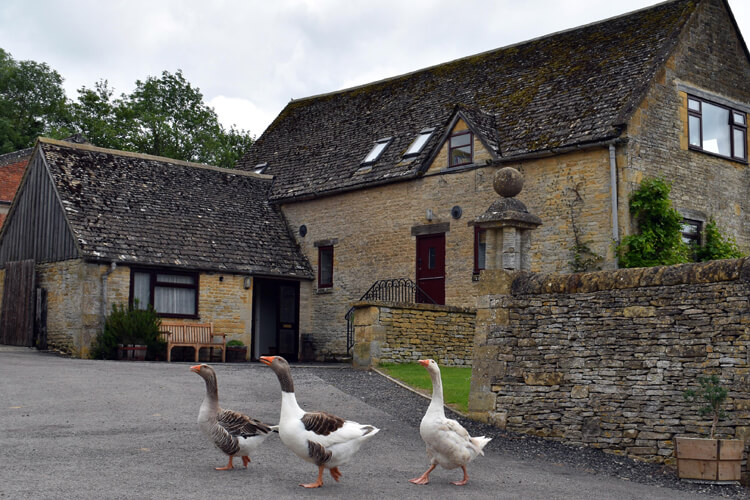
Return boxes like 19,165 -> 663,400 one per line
0,260 -> 255,358
351,301 -> 476,368
282,146 -> 614,359
470,259 -> 750,478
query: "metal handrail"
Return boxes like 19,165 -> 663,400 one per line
345,278 -> 436,353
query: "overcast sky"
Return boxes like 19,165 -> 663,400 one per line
1,1 -> 748,138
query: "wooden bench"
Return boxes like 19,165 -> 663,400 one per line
159,321 -> 226,363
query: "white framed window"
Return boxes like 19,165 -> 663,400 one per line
362,137 -> 391,164
404,128 -> 435,157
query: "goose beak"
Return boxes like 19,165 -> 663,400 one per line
190,364 -> 201,373
418,359 -> 429,367
259,356 -> 275,366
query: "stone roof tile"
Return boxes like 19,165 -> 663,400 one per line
237,0 -> 697,202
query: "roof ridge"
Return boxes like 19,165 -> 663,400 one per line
288,0 -> 689,104
37,137 -> 272,180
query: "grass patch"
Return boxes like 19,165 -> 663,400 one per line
378,362 -> 471,413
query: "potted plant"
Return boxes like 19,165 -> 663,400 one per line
675,375 -> 743,482
91,303 -> 164,361
225,339 -> 247,363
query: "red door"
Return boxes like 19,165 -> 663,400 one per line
416,234 -> 445,305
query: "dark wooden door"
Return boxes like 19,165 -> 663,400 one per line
416,234 -> 445,305
252,279 -> 299,361
0,260 -> 36,346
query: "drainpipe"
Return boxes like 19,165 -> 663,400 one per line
101,262 -> 117,329
609,144 -> 619,245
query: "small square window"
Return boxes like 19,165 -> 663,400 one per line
681,219 -> 702,246
449,130 -> 473,167
318,246 -> 333,288
362,138 -> 391,164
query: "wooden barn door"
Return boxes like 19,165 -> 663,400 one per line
0,260 -> 36,346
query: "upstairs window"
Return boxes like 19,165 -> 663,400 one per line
131,268 -> 199,318
474,226 -> 486,274
449,130 -> 473,167
688,96 -> 747,161
362,137 -> 391,164
318,245 -> 333,288
404,128 -> 435,157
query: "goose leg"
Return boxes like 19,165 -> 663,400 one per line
329,467 -> 342,482
301,466 -> 325,488
241,456 -> 251,467
215,455 -> 234,471
450,466 -> 469,486
409,464 -> 436,485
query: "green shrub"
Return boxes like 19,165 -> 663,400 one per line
616,178 -> 691,268
695,219 -> 745,261
92,303 -> 164,360
226,339 -> 244,347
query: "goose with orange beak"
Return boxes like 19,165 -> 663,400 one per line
409,359 -> 491,486
190,363 -> 276,470
260,355 -> 379,488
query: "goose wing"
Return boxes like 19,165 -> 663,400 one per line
218,409 -> 273,438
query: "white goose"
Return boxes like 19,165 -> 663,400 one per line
260,355 -> 380,488
190,364 -> 276,470
410,359 -> 491,486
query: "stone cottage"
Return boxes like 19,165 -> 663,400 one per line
235,0 -> 750,359
0,138 -> 311,357
0,0 -> 748,361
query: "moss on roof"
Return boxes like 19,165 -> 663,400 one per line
239,0 -> 698,202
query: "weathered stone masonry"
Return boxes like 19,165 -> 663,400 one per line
352,301 -> 476,368
469,259 -> 749,479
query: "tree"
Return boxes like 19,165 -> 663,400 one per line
616,177 -> 691,268
0,49 -> 71,153
70,70 -> 253,168
70,79 -> 130,151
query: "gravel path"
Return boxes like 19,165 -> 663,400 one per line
307,365 -> 749,499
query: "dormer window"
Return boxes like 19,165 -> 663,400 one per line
449,130 -> 473,167
254,162 -> 268,174
404,128 -> 435,157
362,137 -> 391,164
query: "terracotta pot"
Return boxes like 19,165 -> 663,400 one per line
675,436 -> 743,482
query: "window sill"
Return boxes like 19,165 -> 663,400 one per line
688,146 -> 748,165
315,287 -> 333,295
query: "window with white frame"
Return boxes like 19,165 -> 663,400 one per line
688,96 -> 747,161
130,268 -> 199,318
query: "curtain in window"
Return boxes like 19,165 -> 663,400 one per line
154,274 -> 196,315
133,272 -> 151,310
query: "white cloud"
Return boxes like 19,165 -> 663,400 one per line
208,95 -> 280,136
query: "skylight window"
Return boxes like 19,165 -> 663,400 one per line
254,162 -> 268,174
362,137 -> 391,164
404,128 -> 435,157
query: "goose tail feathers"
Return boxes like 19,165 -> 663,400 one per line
471,436 -> 492,455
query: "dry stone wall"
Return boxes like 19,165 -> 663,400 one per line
470,259 -> 750,478
351,301 -> 475,368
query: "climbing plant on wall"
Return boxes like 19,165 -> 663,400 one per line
616,177 -> 691,268
695,219 -> 745,261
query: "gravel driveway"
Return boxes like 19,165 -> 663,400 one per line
1,346 -> 747,499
